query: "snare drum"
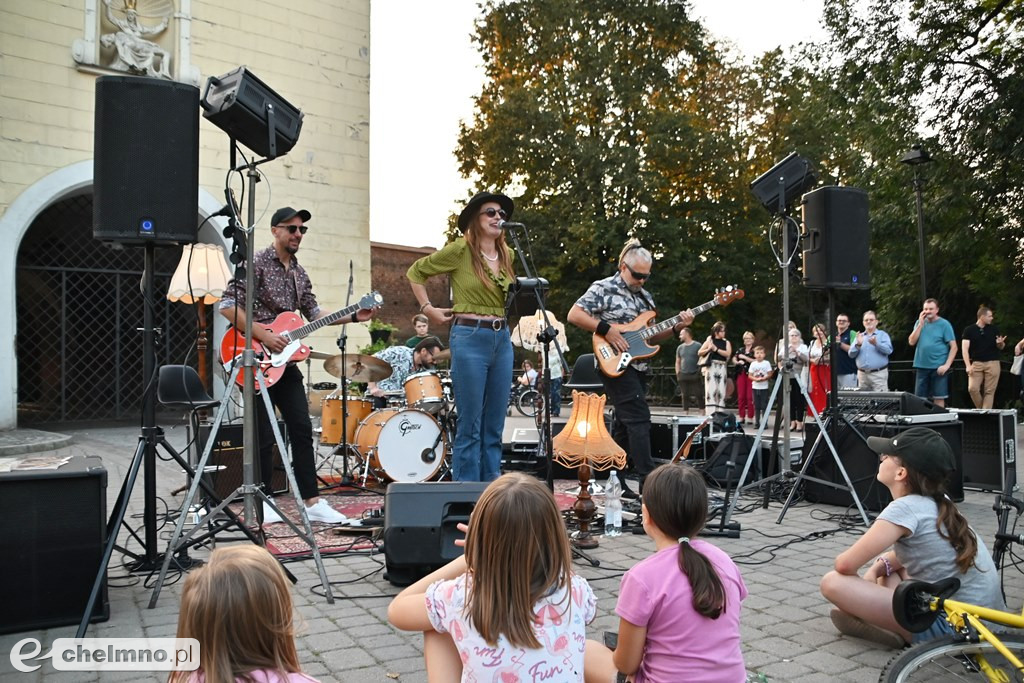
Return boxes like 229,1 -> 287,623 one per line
320,396 -> 373,445
403,371 -> 444,413
354,408 -> 445,482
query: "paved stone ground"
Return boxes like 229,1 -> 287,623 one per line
1,415 -> 1022,682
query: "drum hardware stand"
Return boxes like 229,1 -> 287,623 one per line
504,224 -> 597,567
148,144 -> 334,608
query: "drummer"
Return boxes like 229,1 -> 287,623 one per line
366,336 -> 445,409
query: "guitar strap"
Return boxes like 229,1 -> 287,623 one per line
634,287 -> 655,315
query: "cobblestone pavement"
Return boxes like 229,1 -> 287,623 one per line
1,415 -> 1021,682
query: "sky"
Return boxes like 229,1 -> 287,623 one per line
369,0 -> 827,249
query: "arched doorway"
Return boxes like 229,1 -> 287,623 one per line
17,194 -> 203,422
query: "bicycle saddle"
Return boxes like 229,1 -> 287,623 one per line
892,577 -> 961,633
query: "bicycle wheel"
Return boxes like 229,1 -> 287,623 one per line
516,388 -> 539,417
880,633 -> 1024,682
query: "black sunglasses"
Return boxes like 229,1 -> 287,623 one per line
277,224 -> 308,235
480,208 -> 508,219
627,266 -> 650,281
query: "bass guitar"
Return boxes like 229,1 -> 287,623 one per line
593,286 -> 744,377
220,291 -> 384,391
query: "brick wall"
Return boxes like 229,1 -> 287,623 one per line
371,241 -> 452,343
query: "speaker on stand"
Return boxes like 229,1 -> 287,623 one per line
801,186 -> 870,290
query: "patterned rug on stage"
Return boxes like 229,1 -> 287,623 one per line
261,480 -> 583,559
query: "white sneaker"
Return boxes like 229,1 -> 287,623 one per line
305,499 -> 348,524
262,501 -> 284,525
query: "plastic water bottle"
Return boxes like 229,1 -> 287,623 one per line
604,470 -> 623,537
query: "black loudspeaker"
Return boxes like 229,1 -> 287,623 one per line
953,409 -> 1018,492
194,422 -> 290,500
383,482 -> 488,586
802,421 -> 963,511
94,76 -> 200,245
801,186 -> 870,289
0,456 -> 109,634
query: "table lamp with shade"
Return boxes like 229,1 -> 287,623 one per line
166,243 -> 232,393
552,390 -> 627,548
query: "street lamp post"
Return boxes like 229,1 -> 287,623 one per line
901,144 -> 934,301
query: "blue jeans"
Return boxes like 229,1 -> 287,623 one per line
549,377 -> 562,416
449,324 -> 513,481
915,367 -> 950,400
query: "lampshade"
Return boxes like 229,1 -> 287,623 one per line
167,244 -> 232,304
511,310 -> 570,352
552,391 -> 626,471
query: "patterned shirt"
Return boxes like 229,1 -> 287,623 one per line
373,345 -> 416,393
219,246 -> 321,324
574,272 -> 657,371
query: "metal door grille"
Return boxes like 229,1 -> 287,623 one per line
17,194 -> 205,422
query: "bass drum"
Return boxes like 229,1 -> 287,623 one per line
354,409 -> 445,482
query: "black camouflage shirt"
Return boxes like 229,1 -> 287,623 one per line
573,272 -> 656,325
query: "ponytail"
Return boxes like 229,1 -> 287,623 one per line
935,494 -> 979,574
676,536 -> 727,619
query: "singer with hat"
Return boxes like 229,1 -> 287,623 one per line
407,192 -> 516,482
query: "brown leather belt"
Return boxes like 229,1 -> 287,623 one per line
453,317 -> 507,331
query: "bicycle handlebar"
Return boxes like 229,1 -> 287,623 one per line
993,494 -> 1024,514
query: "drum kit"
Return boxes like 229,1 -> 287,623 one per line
304,349 -> 456,485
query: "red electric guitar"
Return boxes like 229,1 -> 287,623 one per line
220,291 -> 383,391
592,286 -> 744,377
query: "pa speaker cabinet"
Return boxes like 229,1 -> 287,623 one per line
801,186 -> 870,289
0,455 -> 109,634
194,422 -> 290,500
94,76 -> 200,245
952,408 -> 1017,492
802,420 -> 963,511
383,482 -> 488,586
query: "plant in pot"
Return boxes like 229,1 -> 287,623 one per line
368,318 -> 397,346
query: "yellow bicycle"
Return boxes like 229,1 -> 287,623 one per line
881,576 -> 1024,682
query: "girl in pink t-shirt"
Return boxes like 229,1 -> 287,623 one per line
388,472 -> 597,682
588,465 -> 748,683
169,546 -> 319,683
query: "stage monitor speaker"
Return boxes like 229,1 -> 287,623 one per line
802,421 -> 963,511
194,421 -> 290,500
801,186 -> 870,289
952,409 -> 1017,492
383,482 -> 488,586
0,455 -> 109,634
94,76 -> 200,245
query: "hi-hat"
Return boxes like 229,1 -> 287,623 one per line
433,348 -> 452,362
308,349 -> 334,360
323,353 -> 392,382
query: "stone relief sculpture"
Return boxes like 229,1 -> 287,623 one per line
100,0 -> 172,79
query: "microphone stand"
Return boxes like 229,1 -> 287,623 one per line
503,223 -> 598,567
331,260 -> 357,486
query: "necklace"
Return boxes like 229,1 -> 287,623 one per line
481,250 -> 499,262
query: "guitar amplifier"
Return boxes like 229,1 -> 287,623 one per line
951,408 -> 1017,492
192,421 -> 290,500
651,414 -> 711,461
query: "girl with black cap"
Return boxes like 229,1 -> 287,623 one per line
820,427 -> 1004,648
407,192 -> 516,481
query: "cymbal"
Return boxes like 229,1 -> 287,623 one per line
308,349 -> 335,360
323,353 -> 392,383
434,348 -> 451,362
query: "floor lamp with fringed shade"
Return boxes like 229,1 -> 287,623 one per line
552,390 -> 626,549
167,243 -> 232,393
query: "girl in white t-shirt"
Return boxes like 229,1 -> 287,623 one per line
388,472 -> 597,681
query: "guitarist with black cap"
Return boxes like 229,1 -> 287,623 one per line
220,206 -> 376,525
568,239 -> 694,497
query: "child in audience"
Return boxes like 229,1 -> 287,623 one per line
748,345 -> 773,427
587,464 -> 747,683
170,546 -> 318,683
821,427 -> 1004,648
388,472 -> 597,681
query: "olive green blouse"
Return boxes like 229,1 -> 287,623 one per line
407,238 -> 514,317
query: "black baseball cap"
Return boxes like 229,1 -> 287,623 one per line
866,427 -> 956,479
271,207 -> 311,226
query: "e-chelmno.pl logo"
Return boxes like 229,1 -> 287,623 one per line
9,638 -> 200,673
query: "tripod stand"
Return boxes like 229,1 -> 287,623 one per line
148,150 -> 334,607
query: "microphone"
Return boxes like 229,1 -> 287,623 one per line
499,220 -> 525,230
420,448 -> 436,463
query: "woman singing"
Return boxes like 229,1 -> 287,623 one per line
407,192 -> 515,481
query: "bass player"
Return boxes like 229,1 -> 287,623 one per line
219,206 -> 376,525
567,238 -> 693,498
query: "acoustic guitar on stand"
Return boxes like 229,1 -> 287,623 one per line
593,286 -> 744,377
220,291 -> 383,391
